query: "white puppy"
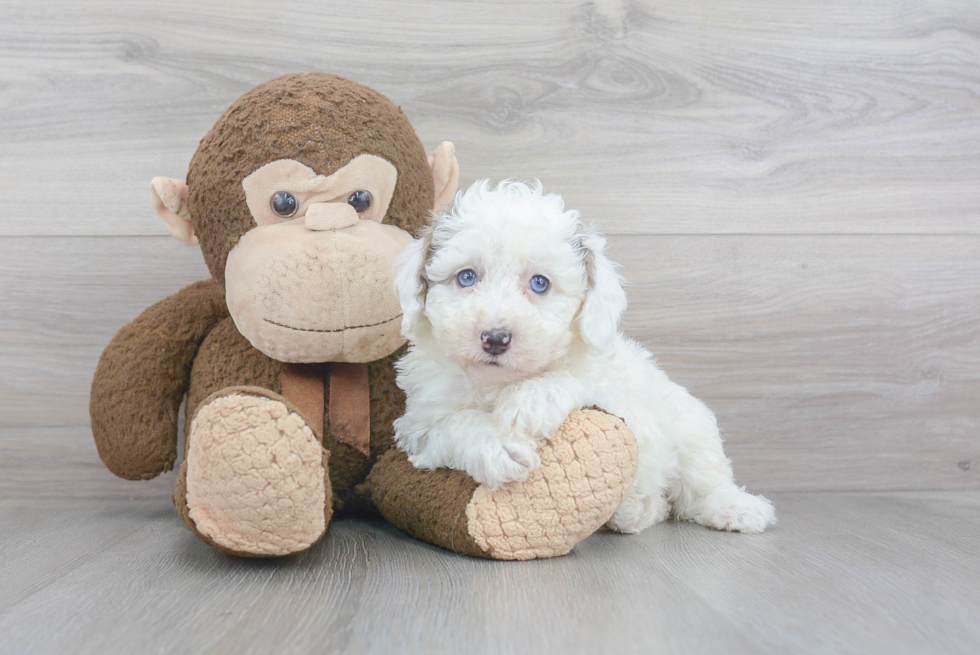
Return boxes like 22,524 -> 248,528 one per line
392,180 -> 776,534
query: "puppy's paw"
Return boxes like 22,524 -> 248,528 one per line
469,439 -> 540,490
694,488 -> 777,534
606,487 -> 670,534
493,386 -> 574,440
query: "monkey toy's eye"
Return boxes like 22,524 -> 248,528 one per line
456,269 -> 478,288
347,190 -> 372,214
270,191 -> 298,218
529,275 -> 550,294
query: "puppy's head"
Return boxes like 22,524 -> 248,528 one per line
395,180 -> 626,384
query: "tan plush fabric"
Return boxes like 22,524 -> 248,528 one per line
181,316 -> 408,516
185,391 -> 328,556
223,217 -> 411,364
188,73 -> 435,284
242,155 -> 397,226
428,142 -> 459,212
95,73 -> 634,560
150,176 -> 198,244
465,408 -> 639,560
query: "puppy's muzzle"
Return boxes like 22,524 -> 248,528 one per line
481,329 -> 512,356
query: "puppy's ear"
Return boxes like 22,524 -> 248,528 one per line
578,231 -> 627,349
394,235 -> 430,339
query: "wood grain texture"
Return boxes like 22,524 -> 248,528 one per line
616,234 -> 980,492
1,1 -> 979,496
0,492 -> 978,654
1,235 -> 977,496
0,0 -> 978,236
2,4 -> 977,651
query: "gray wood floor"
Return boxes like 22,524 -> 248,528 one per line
2,1 -> 979,653
1,492 -> 978,655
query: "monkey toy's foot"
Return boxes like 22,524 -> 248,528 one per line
368,408 -> 638,560
174,387 -> 332,557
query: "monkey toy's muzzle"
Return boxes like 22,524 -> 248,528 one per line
224,217 -> 414,363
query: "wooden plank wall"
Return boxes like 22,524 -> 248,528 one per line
1,0 -> 977,496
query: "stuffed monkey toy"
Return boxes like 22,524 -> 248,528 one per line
91,73 -> 638,560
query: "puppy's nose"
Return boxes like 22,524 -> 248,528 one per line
481,329 -> 512,356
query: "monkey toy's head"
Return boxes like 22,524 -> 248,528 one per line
149,73 -> 458,363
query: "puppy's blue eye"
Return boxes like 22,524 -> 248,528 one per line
529,275 -> 550,294
457,269 -> 478,288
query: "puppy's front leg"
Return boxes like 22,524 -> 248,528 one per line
493,373 -> 586,441
395,408 -> 539,490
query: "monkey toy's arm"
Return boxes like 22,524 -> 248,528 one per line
368,407 -> 639,560
90,278 -> 227,480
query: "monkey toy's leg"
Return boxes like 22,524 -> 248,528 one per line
174,387 -> 333,557
367,408 -> 638,560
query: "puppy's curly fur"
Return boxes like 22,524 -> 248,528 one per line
393,180 -> 776,534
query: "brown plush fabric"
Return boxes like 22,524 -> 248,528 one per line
367,449 -> 489,558
324,346 -> 408,513
91,279 -> 225,479
368,409 -> 639,561
181,317 -> 406,515
92,73 -> 632,560
187,72 -> 434,284
184,317 -> 281,442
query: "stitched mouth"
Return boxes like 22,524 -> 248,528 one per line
264,314 -> 402,333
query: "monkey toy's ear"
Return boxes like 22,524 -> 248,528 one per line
428,141 -> 459,213
150,176 -> 198,245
